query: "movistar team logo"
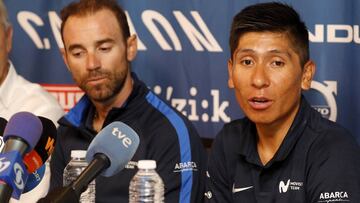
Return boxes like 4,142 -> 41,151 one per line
278,179 -> 303,193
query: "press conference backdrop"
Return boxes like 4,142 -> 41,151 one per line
4,0 -> 360,143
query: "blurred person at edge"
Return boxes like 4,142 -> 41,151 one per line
49,0 -> 207,202
0,1 -> 64,202
205,2 -> 360,203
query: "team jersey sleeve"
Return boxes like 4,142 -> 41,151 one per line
306,131 -> 360,203
205,128 -> 233,203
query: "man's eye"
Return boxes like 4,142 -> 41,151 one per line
71,51 -> 85,58
99,47 -> 111,52
241,59 -> 253,66
271,60 -> 285,67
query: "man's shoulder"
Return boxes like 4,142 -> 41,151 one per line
304,113 -> 359,160
307,111 -> 355,147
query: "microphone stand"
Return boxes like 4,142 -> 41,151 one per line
38,154 -> 109,203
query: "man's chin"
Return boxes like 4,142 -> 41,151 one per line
86,90 -> 115,103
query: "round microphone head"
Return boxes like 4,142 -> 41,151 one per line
23,116 -> 57,173
3,112 -> 43,152
86,121 -> 140,177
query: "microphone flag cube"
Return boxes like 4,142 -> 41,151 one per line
0,151 -> 29,199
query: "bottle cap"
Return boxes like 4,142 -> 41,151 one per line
71,150 -> 86,158
138,160 -> 157,169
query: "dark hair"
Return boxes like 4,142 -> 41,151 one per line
229,2 -> 309,67
60,0 -> 130,43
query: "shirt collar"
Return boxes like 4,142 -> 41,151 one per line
237,96 -> 311,167
64,72 -> 145,128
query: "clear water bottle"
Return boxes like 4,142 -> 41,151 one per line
63,150 -> 95,203
129,160 -> 164,203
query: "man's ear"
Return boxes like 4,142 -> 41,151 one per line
127,34 -> 137,61
301,60 -> 316,90
5,25 -> 13,54
228,59 -> 235,88
60,48 -> 70,71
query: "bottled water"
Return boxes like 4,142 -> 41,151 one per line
129,160 -> 164,203
63,150 -> 95,203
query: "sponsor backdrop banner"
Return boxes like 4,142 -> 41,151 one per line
4,0 -> 360,143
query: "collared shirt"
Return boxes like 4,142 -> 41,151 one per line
205,97 -> 360,203
0,62 -> 64,203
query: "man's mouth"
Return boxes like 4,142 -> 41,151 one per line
248,97 -> 273,110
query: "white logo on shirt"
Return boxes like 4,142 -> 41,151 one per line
204,191 -> 212,199
279,179 -> 303,193
232,184 -> 253,193
173,161 -> 197,172
318,191 -> 349,202
279,179 -> 291,193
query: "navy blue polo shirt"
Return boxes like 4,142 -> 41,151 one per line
205,97 -> 360,202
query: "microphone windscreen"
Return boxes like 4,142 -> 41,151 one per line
86,121 -> 140,177
3,112 -> 43,152
23,116 -> 57,173
0,117 -> 7,136
35,117 -> 57,160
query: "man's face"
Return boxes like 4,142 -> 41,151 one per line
228,32 -> 314,126
62,9 -> 136,102
0,23 -> 12,84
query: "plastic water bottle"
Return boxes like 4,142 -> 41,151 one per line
129,160 -> 164,203
63,150 -> 96,203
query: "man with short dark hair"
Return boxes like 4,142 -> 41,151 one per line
205,2 -> 360,202
50,0 -> 207,202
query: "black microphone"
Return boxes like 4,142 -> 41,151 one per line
0,117 -> 7,149
0,117 -> 6,136
38,121 -> 140,203
0,112 -> 43,201
23,116 -> 57,173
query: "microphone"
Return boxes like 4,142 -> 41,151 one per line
0,117 -> 7,135
20,116 -> 57,196
2,112 -> 42,154
0,112 -> 43,201
23,164 -> 46,193
23,116 -> 57,173
38,121 -> 140,203
0,116 -> 57,194
0,117 -> 7,149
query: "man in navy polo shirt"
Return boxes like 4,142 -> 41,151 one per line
205,2 -> 360,202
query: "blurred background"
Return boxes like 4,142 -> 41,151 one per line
4,0 -> 360,145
